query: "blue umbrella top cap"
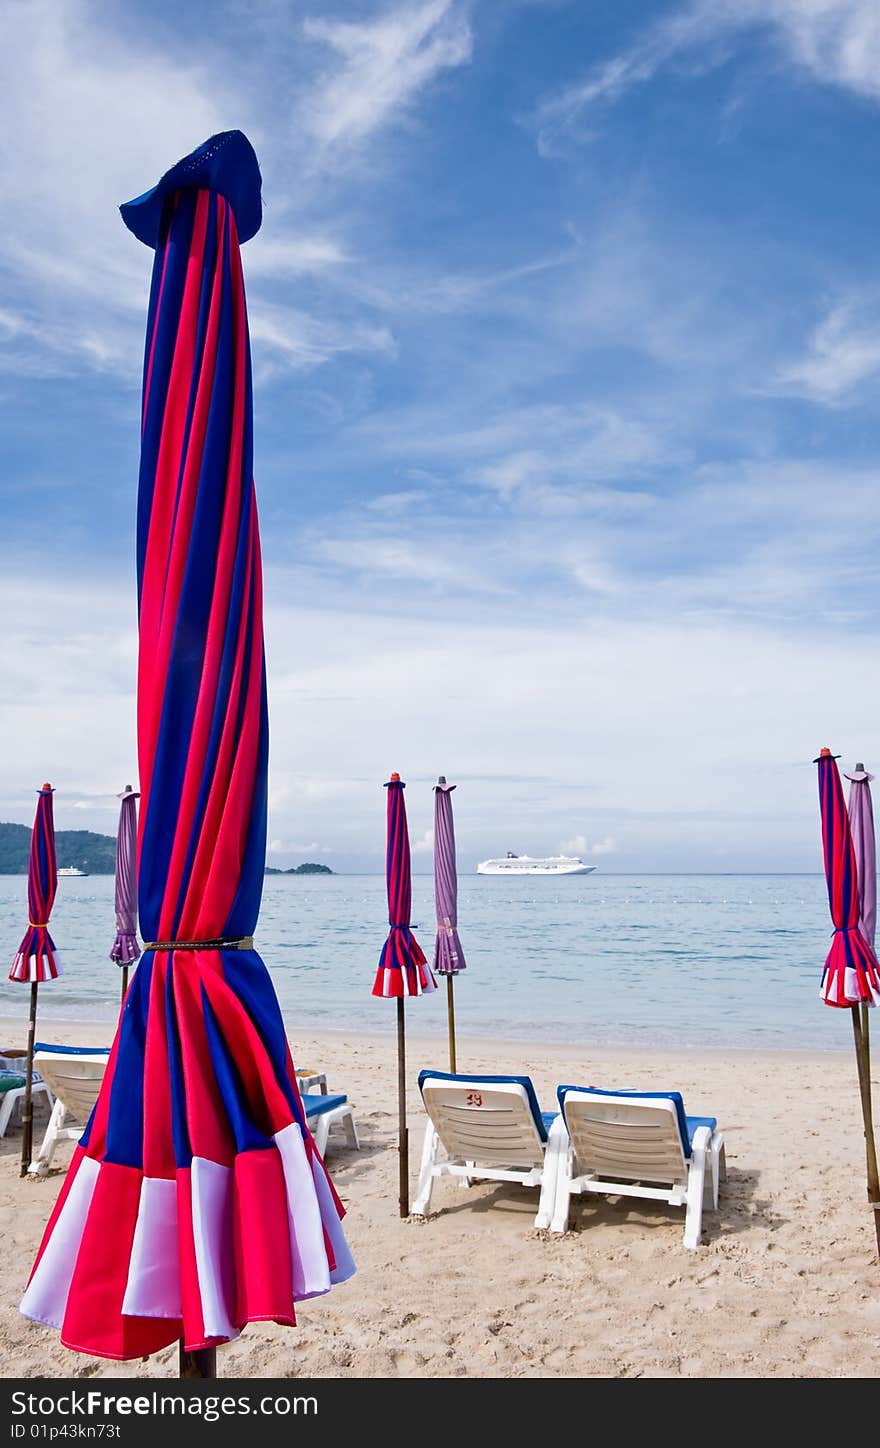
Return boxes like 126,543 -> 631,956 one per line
120,130 -> 262,248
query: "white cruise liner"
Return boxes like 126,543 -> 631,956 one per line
58,866 -> 88,877
477,852 -> 596,877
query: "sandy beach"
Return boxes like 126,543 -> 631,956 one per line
1,1016 -> 878,1380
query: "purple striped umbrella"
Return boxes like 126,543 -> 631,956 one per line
109,785 -> 140,1004
372,773 -> 435,1217
845,764 -> 876,952
433,776 -> 466,1072
9,783 -> 61,1174
816,747 -> 880,1255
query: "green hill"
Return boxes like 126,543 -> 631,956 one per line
265,862 -> 334,875
0,821 -> 117,874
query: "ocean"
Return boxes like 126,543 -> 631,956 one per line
0,872 -> 851,1053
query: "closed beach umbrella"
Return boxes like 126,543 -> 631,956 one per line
21,132 -> 354,1373
373,773 -> 435,1216
845,764 -> 876,951
109,785 -> 140,1004
9,783 -> 61,1175
433,776 -> 466,1073
815,747 -> 880,1254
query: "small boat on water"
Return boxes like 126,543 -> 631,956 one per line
477,852 -> 595,877
58,866 -> 88,877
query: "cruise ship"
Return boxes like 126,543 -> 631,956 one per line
477,852 -> 596,877
58,866 -> 88,877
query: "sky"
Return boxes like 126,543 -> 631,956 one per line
2,0 -> 880,873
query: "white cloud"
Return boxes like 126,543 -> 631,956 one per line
561,834 -> 617,857
301,0 -> 472,150
249,302 -> 397,372
774,297 -> 880,403
0,0 -> 234,375
412,827 -> 435,854
245,235 -> 349,279
2,564 -> 877,871
530,1 -> 880,154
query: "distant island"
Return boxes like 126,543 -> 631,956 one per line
0,821 -> 116,874
265,862 -> 334,875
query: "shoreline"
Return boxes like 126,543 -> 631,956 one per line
0,1015 -> 853,1060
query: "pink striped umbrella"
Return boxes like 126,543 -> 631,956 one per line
816,747 -> 880,1255
9,783 -> 61,1174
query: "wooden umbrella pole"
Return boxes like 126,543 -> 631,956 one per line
397,996 -> 409,1217
446,976 -> 457,1074
120,966 -> 129,1009
850,1006 -> 880,1256
20,982 -> 39,1178
178,1345 -> 217,1378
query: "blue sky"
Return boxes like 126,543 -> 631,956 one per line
3,0 -> 880,872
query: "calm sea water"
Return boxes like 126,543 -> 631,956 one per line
0,873 -> 850,1052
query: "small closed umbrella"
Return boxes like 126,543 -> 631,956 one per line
373,773 -> 436,1216
845,764 -> 876,951
433,776 -> 466,1073
815,748 -> 880,1254
845,760 -> 878,1236
109,785 -> 140,1004
9,783 -> 62,1175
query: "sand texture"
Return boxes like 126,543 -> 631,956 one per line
1,1017 -> 878,1379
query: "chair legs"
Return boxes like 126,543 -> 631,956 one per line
0,1081 -> 52,1141
28,1096 -> 69,1177
683,1126 -> 713,1249
536,1114 -> 567,1230
412,1122 -> 440,1217
311,1103 -> 359,1158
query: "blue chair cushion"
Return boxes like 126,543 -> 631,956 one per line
557,1085 -> 715,1159
301,1092 -> 347,1119
418,1069 -> 550,1142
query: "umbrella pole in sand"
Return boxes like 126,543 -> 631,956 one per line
120,966 -> 129,1007
850,1006 -> 880,1255
446,977 -> 457,1074
397,997 -> 409,1217
20,981 -> 39,1177
179,1346 -> 217,1378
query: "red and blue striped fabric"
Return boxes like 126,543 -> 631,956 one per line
21,134 -> 354,1361
816,748 -> 880,1007
10,785 -> 62,983
372,775 -> 436,998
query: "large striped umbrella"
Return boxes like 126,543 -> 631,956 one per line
815,747 -> 880,1254
21,132 -> 354,1372
109,785 -> 140,1005
9,783 -> 61,1175
373,773 -> 435,1216
433,776 -> 466,1072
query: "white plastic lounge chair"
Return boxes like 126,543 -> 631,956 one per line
27,1044 -> 110,1177
550,1085 -> 726,1249
300,1092 -> 359,1156
0,1068 -> 53,1138
412,1070 -> 562,1227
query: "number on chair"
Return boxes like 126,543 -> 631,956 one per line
466,1091 -> 483,1107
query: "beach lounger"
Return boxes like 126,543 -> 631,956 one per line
549,1086 -> 726,1249
27,1044 -> 110,1177
0,1069 -> 53,1139
412,1070 -> 561,1227
300,1092 -> 359,1156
